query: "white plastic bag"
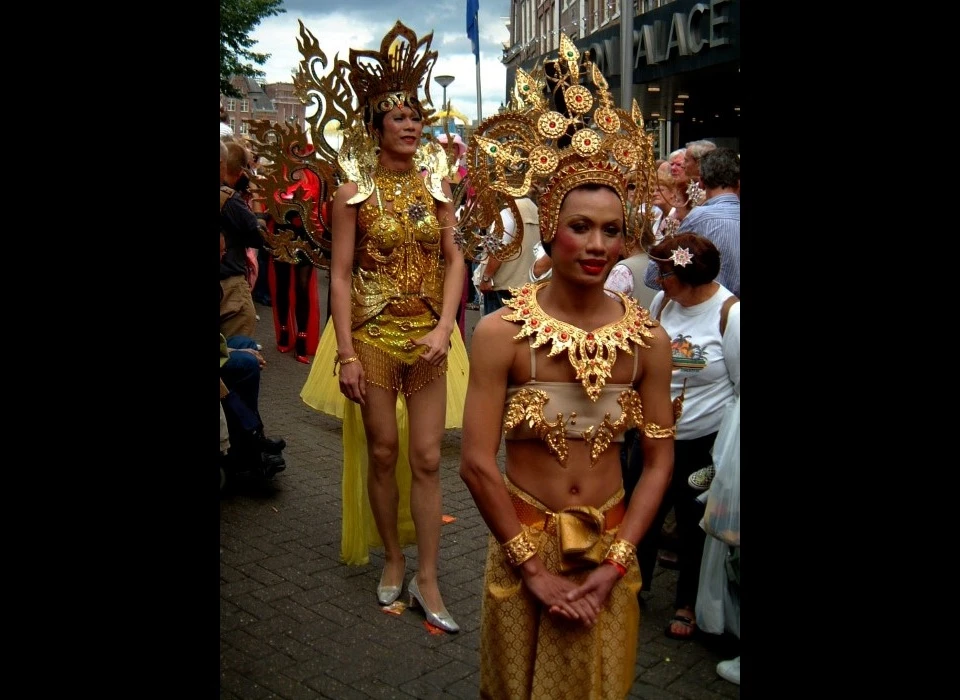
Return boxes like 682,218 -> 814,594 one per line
696,537 -> 740,638
702,397 -> 739,546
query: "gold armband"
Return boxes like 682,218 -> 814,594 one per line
641,421 -> 676,439
333,355 -> 359,376
604,539 -> 637,569
501,530 -> 539,568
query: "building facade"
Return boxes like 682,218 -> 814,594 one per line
220,77 -> 308,139
502,0 -> 740,156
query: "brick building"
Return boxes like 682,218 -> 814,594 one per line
220,76 -> 307,138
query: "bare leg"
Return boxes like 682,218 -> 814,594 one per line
404,375 -> 448,611
360,384 -> 405,587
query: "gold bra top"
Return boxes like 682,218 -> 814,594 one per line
504,342 -> 641,466
500,283 -> 679,467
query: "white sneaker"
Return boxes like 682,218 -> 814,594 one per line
716,656 -> 740,685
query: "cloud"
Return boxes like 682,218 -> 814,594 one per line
250,2 -> 512,124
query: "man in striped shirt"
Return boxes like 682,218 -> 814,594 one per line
643,147 -> 740,299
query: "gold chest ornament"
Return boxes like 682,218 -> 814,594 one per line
503,282 -> 656,401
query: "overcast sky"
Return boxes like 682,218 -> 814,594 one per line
251,1 -> 512,124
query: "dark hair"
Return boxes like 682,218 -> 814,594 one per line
650,233 -> 720,286
698,148 -> 740,190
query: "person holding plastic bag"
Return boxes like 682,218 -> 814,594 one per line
697,394 -> 740,685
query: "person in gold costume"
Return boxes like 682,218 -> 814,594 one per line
296,21 -> 466,634
458,37 -> 677,697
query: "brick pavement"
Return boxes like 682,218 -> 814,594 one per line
220,273 -> 740,699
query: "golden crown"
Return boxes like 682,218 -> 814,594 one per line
458,34 -> 659,263
245,20 -> 449,268
341,21 -> 438,127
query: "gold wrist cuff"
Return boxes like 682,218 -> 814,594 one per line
501,530 -> 538,568
604,539 -> 637,569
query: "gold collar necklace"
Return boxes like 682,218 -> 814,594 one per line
503,282 -> 658,401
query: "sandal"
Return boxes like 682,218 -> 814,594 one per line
664,609 -> 697,640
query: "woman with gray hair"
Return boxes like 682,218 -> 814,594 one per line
637,232 -> 739,641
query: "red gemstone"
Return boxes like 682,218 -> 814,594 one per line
530,319 -> 538,327
584,140 -> 591,146
549,121 -> 556,128
615,331 -> 622,338
586,333 -> 594,340
561,333 -> 568,340
523,309 -> 530,315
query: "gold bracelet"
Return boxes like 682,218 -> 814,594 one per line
604,539 -> 637,569
333,355 -> 359,376
501,530 -> 538,568
642,421 -> 676,439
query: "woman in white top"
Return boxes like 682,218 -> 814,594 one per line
634,233 -> 740,640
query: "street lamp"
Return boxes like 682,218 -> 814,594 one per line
434,75 -> 455,131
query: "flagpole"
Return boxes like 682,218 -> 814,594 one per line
475,20 -> 482,123
467,0 -> 482,124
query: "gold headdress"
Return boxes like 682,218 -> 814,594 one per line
458,34 -> 658,264
343,22 -> 438,128
245,20 -> 452,268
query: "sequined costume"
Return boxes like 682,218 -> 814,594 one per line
479,476 -> 641,699
248,20 -> 467,567
349,164 -> 449,394
301,164 -> 469,565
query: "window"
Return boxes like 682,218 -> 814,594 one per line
240,99 -> 249,113
603,0 -> 618,25
226,98 -> 236,111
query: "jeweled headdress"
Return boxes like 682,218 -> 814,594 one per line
245,20 -> 452,268
458,34 -> 659,264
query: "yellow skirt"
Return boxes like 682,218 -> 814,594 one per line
301,318 -> 469,565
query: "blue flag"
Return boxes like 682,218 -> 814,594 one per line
467,0 -> 479,63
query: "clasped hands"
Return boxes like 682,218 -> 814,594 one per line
523,563 -> 620,629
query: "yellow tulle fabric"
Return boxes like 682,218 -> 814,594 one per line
301,318 -> 469,565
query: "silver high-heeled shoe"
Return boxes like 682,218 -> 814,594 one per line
408,575 -> 459,633
377,558 -> 405,606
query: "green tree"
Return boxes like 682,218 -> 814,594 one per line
220,0 -> 285,98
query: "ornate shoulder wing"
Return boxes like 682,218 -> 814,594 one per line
247,20 -> 358,268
